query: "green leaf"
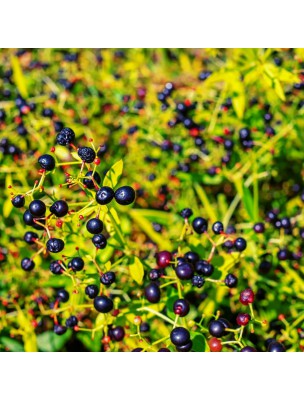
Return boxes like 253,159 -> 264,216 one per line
103,159 -> 123,188
37,330 -> 71,352
129,256 -> 144,284
1,337 -> 24,352
11,55 -> 28,98
191,332 -> 207,352
242,184 -> 255,221
3,198 -> 13,219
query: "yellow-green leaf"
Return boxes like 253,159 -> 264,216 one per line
129,256 -> 144,284
11,55 -> 28,98
103,159 -> 123,188
232,94 -> 245,119
274,79 -> 285,101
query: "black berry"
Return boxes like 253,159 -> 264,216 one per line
38,154 -> 56,171
29,200 -> 46,217
70,257 -> 85,272
212,221 -> 224,235
94,295 -> 113,313
175,262 -> 194,280
78,147 -> 96,163
100,271 -> 116,286
21,257 -> 35,271
92,234 -> 107,249
192,217 -> 208,234
46,238 -> 65,253
173,299 -> 190,317
114,186 -> 136,205
12,195 -> 25,208
96,186 -> 115,205
85,284 -> 99,299
224,273 -> 238,288
50,200 -> 69,217
170,327 -> 190,346
56,127 -> 75,146
83,171 -> 101,189
86,218 -> 103,234
144,282 -> 161,303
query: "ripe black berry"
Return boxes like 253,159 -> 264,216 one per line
212,221 -> 224,235
195,260 -> 214,276
50,200 -> 69,217
277,248 -> 290,261
267,341 -> 286,352
184,251 -> 199,265
175,262 -> 194,280
173,299 -> 190,317
241,346 -> 256,352
94,295 -> 113,313
224,273 -> 238,288
208,320 -> 226,338
144,282 -> 161,303
114,186 -> 136,205
156,251 -> 172,268
109,326 -> 125,341
38,154 -> 56,171
50,260 -> 63,275
78,147 -> 96,163
96,186 -> 115,205
83,171 -> 101,189
149,269 -> 161,281
253,222 -> 265,234
54,325 -> 67,335
192,275 -> 205,288
24,231 -> 38,244
92,234 -> 107,249
29,200 -> 46,217
240,288 -> 255,305
70,257 -> 84,272
12,195 -> 25,208
258,260 -> 272,275
180,208 -> 193,219
176,340 -> 193,352
86,218 -> 103,234
192,217 -> 208,234
46,238 -> 65,253
66,316 -> 78,328
56,127 -> 75,146
56,289 -> 69,303
21,257 -> 35,271
100,271 -> 116,286
170,327 -> 190,346
85,284 -> 99,299
235,237 -> 247,251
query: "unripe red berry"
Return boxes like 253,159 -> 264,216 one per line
240,288 -> 255,305
155,251 -> 172,268
236,313 -> 251,326
208,338 -> 222,352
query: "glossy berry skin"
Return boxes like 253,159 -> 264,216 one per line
140,322 -> 150,333
149,269 -> 161,281
185,251 -> 199,265
277,249 -> 290,261
235,237 -> 247,251
240,288 -> 255,305
29,200 -> 46,217
212,221 -> 224,235
224,273 -> 238,288
46,238 -> 65,253
175,263 -> 194,280
96,186 -> 115,205
241,346 -> 256,352
50,260 -> 63,275
38,154 -> 56,171
57,289 -> 69,303
93,295 -> 113,313
70,257 -> 84,272
195,260 -> 214,277
56,127 -> 75,146
54,325 -> 67,335
217,318 -> 231,332
173,299 -> 190,317
144,283 -> 161,303
192,217 -> 208,234
86,218 -> 103,234
78,147 -> 96,163
85,284 -> 99,299
253,223 -> 265,234
109,326 -> 125,342
114,186 -> 136,205
170,327 -> 190,346
176,340 -> 193,352
23,209 -> 35,226
267,341 -> 286,352
208,320 -> 226,338
100,271 -> 116,286
92,234 -> 107,249
158,348 -> 170,352
12,195 -> 25,208
50,200 -> 69,217
236,313 -> 251,326
192,275 -> 205,288
66,316 -> 78,328
180,208 -> 193,219
83,171 -> 101,189
208,338 -> 222,352
24,231 -> 38,244
21,257 -> 35,271
156,251 -> 172,268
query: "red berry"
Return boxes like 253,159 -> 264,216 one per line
208,338 -> 222,352
155,251 -> 172,268
236,313 -> 251,326
240,288 -> 255,305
